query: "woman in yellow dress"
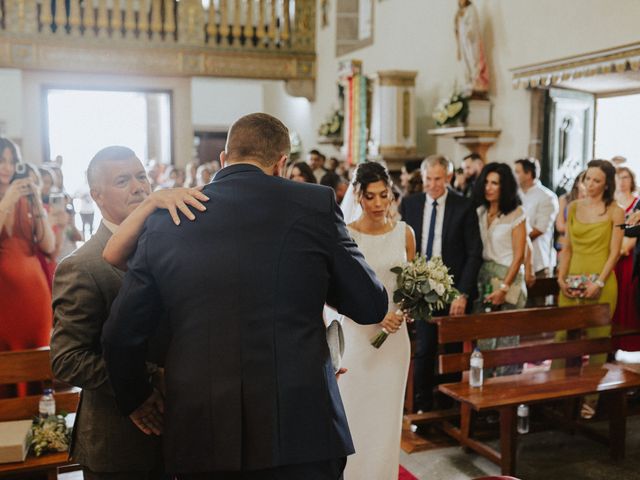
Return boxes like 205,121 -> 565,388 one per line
557,160 -> 624,417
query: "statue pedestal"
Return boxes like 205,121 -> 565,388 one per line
467,99 -> 492,127
427,126 -> 501,161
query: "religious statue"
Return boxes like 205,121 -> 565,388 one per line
454,0 -> 489,97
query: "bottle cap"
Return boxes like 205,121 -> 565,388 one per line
517,404 -> 529,416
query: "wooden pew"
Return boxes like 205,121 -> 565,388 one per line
525,275 -> 640,340
526,276 -> 559,305
434,304 -> 640,476
0,348 -> 80,479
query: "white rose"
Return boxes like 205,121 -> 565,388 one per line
435,283 -> 445,296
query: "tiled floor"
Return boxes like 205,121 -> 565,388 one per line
400,415 -> 640,479
60,416 -> 640,480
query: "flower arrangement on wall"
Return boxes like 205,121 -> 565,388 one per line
318,108 -> 344,138
432,91 -> 470,127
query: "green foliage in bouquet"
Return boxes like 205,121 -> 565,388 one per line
391,255 -> 459,321
30,415 -> 71,457
370,255 -> 460,349
432,91 -> 470,127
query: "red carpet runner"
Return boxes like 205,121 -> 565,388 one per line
399,465 -> 419,480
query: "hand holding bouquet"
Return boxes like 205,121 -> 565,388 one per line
371,255 -> 459,348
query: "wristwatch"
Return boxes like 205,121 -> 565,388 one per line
499,283 -> 510,293
594,279 -> 605,288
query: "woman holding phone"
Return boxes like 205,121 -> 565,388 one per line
0,138 -> 55,396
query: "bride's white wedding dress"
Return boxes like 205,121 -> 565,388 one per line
339,221 -> 410,480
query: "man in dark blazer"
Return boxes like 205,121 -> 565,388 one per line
400,154 -> 483,412
102,113 -> 388,480
51,146 -> 165,479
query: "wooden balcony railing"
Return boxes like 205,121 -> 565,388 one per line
0,0 -> 316,98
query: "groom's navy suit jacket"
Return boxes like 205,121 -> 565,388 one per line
102,163 -> 387,474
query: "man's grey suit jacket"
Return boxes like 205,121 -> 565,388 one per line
50,223 -> 163,473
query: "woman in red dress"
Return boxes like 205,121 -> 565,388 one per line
612,166 -> 640,351
0,138 -> 56,396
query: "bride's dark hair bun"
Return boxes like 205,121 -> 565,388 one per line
352,162 -> 391,192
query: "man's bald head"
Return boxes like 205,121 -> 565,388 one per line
87,146 -> 139,189
86,146 -> 151,225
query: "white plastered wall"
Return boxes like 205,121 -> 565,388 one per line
270,0 -> 640,165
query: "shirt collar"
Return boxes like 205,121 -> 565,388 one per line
522,180 -> 540,195
102,219 -> 119,234
426,189 -> 448,206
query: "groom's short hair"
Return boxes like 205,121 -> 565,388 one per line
225,113 -> 290,167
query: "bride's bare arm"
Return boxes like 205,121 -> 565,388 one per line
103,187 -> 209,270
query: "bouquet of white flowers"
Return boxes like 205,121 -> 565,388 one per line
318,109 -> 344,138
370,255 -> 459,348
432,91 -> 469,127
30,415 -> 71,457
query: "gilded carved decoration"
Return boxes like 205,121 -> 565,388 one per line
84,0 -> 96,32
138,0 -> 149,36
512,42 -> 640,89
124,0 -> 136,38
164,0 -> 176,40
53,0 -> 66,35
0,0 -> 316,99
69,0 -> 82,37
180,0 -> 205,45
292,0 -> 314,52
284,79 -> 315,101
112,0 -> 123,33
40,0 -> 53,34
5,0 -> 35,34
232,0 -> 242,42
97,0 -> 110,38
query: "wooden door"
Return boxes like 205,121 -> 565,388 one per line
543,88 -> 595,192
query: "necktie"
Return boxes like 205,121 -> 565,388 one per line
426,200 -> 438,259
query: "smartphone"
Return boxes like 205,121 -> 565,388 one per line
11,163 -> 29,182
49,192 -> 66,215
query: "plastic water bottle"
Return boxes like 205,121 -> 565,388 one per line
469,348 -> 483,388
483,284 -> 493,313
38,388 -> 56,418
517,404 -> 530,434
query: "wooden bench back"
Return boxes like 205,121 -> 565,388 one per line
526,276 -> 559,304
0,347 -> 80,422
434,304 -> 611,375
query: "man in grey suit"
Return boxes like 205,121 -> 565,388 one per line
50,146 -> 165,480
